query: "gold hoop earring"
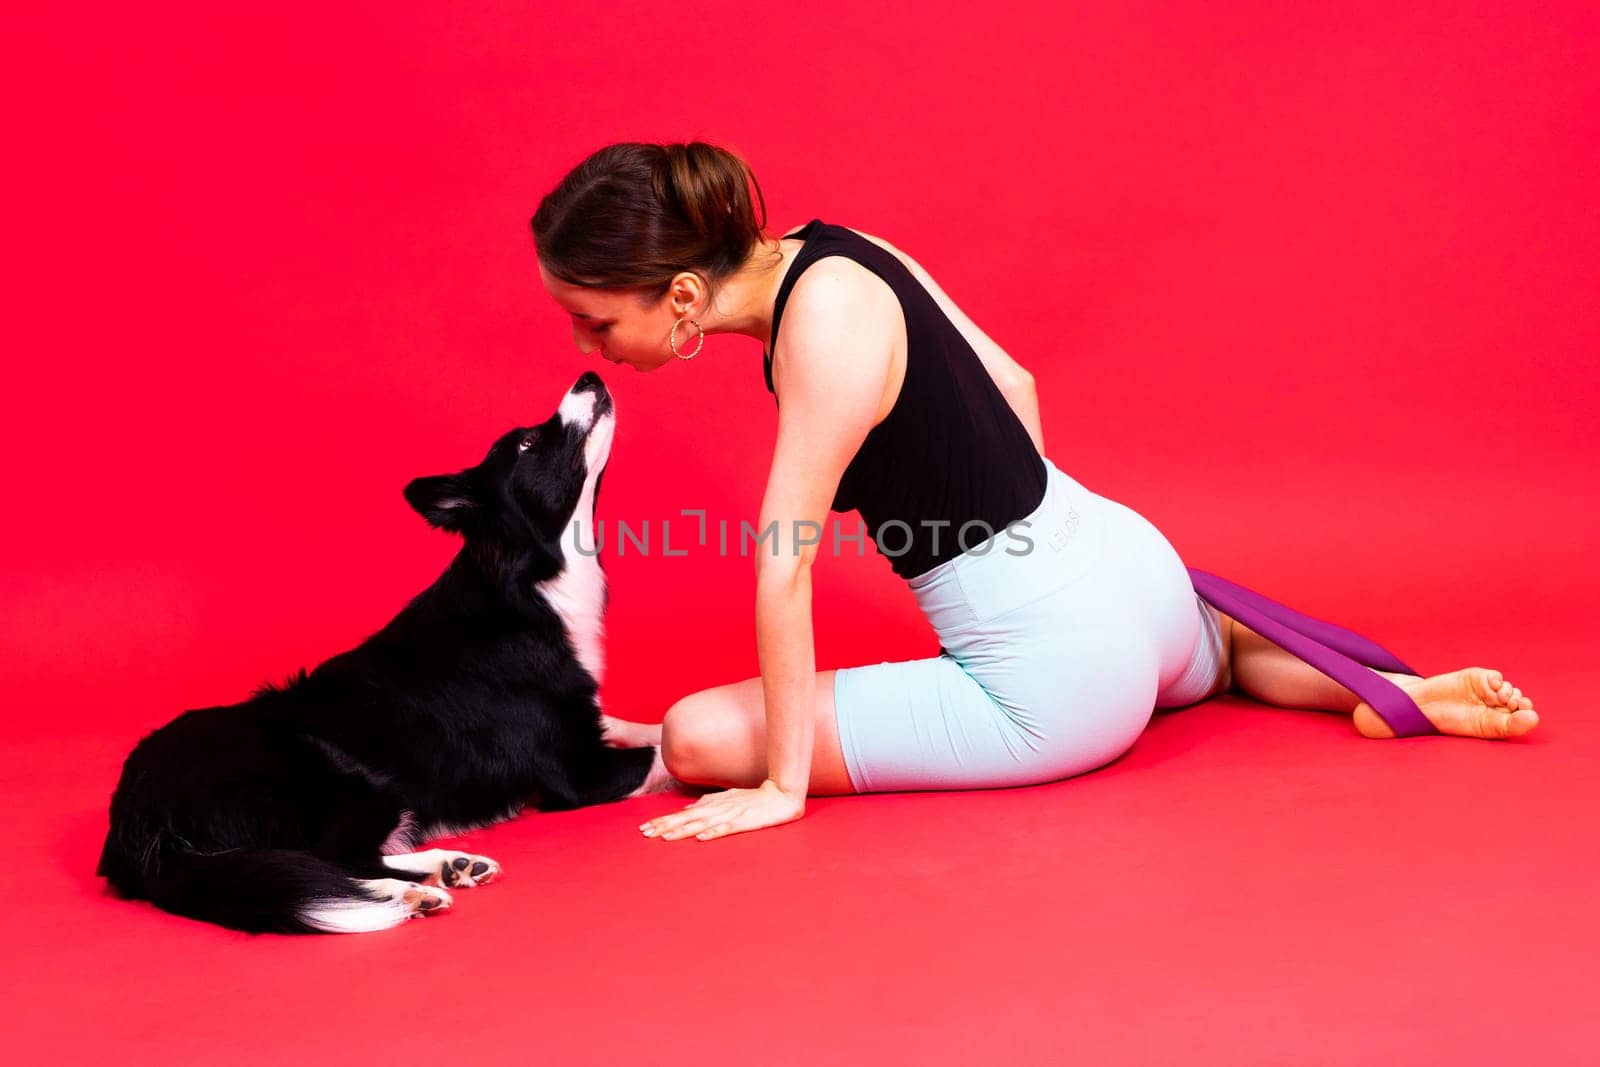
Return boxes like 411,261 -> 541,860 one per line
670,315 -> 705,360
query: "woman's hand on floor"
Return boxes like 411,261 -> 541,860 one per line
639,779 -> 805,841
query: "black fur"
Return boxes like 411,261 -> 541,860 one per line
97,371 -> 653,933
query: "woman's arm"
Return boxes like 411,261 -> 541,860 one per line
996,372 -> 1043,456
641,260 -> 898,839
757,263 -> 898,795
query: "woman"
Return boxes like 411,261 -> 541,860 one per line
532,141 -> 1539,843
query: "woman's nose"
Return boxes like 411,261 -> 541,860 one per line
572,325 -> 596,355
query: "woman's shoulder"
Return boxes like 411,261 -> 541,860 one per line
791,221 -> 1030,390
779,219 -> 904,260
779,221 -> 902,320
778,251 -> 902,360
784,223 -> 928,321
769,230 -> 904,418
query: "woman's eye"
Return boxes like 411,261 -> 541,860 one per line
591,324 -> 610,334
518,433 -> 537,453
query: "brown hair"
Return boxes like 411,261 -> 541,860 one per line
531,141 -> 778,305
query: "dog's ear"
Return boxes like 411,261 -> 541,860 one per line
404,473 -> 480,533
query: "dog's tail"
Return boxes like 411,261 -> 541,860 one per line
99,831 -> 412,934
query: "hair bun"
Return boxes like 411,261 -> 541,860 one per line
533,140 -> 773,300
658,142 -> 758,241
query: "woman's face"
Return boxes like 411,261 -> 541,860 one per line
538,261 -> 681,373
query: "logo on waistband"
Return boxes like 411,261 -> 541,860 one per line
1047,507 -> 1080,553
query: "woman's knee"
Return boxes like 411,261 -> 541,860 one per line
660,692 -> 749,783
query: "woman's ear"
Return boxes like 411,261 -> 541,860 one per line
669,271 -> 706,316
403,473 -> 480,533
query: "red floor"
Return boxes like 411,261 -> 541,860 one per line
7,2 -> 1598,1061
9,612 -> 1596,1063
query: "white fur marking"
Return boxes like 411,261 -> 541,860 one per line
297,878 -> 416,934
558,388 -> 598,427
381,849 -> 453,877
383,849 -> 500,887
536,408 -> 613,685
380,810 -> 420,855
539,552 -> 606,684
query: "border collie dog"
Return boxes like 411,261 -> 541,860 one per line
98,371 -> 672,933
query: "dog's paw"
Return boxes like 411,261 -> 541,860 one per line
600,714 -> 661,749
383,848 -> 501,889
428,852 -> 501,889
402,882 -> 453,917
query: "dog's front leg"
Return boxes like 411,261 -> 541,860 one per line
382,849 -> 502,889
599,714 -> 663,749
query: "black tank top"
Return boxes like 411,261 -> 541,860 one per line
763,220 -> 1047,580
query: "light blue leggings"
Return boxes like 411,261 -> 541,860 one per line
832,456 -> 1225,793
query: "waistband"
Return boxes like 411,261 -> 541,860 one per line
907,457 -> 1107,634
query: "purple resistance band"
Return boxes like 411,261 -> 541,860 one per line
1186,568 -> 1437,737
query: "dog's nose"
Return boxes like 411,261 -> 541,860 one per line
571,370 -> 612,418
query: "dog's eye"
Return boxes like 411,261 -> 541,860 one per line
517,432 -> 538,453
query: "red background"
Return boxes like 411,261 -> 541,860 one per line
3,2 -> 1597,1063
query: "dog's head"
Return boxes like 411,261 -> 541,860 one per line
403,370 -> 614,586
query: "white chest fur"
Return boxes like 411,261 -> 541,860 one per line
536,399 -> 613,686
536,548 -> 606,684
534,437 -> 608,686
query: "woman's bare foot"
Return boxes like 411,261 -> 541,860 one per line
1352,667 -> 1538,739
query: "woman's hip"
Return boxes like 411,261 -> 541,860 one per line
831,459 -> 1209,792
908,457 -> 1200,692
